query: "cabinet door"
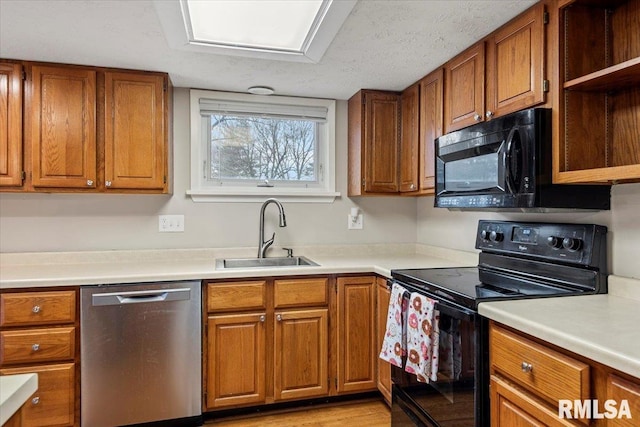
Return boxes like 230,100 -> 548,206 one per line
1,363 -> 75,427
0,62 -> 23,187
364,91 -> 400,193
419,68 -> 443,193
104,72 -> 167,191
491,376 -> 579,427
206,312 -> 266,409
444,42 -> 485,133
486,3 -> 545,118
607,374 -> 640,427
399,83 -> 419,192
376,277 -> 392,404
337,276 -> 376,393
30,65 -> 97,189
274,308 -> 329,401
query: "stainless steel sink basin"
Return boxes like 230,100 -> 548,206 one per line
216,256 -> 319,269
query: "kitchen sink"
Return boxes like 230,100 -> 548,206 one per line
216,256 -> 319,269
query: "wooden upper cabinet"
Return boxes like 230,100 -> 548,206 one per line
0,62 -> 23,187
418,68 -> 443,194
486,3 -> 545,119
348,90 -> 400,195
399,83 -> 419,192
104,72 -> 167,191
30,65 -> 97,189
553,0 -> 640,184
444,42 -> 485,133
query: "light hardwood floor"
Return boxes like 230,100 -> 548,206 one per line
206,399 -> 391,426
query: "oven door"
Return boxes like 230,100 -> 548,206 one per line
391,287 -> 480,427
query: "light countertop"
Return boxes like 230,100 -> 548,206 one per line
0,244 -> 478,289
0,373 -> 38,425
479,275 -> 640,379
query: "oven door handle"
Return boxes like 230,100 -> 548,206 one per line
393,280 -> 475,322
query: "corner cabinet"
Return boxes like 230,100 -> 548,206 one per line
336,276 -> 377,393
348,90 -> 400,195
375,277 -> 392,405
418,68 -> 443,194
399,83 -> 420,193
0,60 -> 171,193
0,62 -> 23,187
553,0 -> 640,183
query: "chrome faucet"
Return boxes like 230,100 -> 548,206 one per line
258,198 -> 287,258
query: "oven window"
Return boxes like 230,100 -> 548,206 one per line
444,152 -> 499,192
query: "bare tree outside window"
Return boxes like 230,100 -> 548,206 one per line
209,114 -> 316,182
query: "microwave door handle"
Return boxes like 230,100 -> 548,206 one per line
504,128 -> 518,193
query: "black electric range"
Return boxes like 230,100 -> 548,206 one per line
389,220 -> 608,427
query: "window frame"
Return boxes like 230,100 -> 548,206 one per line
188,89 -> 339,202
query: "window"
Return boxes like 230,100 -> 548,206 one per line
188,89 -> 339,202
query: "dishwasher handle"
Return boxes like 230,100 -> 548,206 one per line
91,287 -> 192,306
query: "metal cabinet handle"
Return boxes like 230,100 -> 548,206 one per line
259,315 -> 265,323
105,180 -> 112,187
521,362 -> 533,373
486,111 -> 494,119
32,344 -> 40,351
32,305 -> 40,313
276,314 -> 282,322
474,113 -> 482,121
410,183 -> 415,190
32,396 -> 40,405
87,179 -> 94,186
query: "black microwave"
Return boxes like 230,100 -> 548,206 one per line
434,108 -> 610,211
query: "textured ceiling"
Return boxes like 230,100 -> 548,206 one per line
0,0 -> 537,100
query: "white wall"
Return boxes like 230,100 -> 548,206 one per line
0,89 -> 417,253
416,183 -> 640,279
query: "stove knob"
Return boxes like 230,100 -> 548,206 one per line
489,231 -> 504,242
480,230 -> 490,241
562,237 -> 583,251
546,236 -> 563,249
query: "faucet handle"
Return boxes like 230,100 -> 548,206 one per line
283,247 -> 294,258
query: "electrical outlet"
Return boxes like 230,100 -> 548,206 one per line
348,214 -> 363,230
159,215 -> 185,232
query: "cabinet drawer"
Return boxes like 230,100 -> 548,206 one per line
607,374 -> 640,427
274,278 -> 328,308
1,327 -> 75,365
0,291 -> 76,327
1,363 -> 75,427
207,281 -> 266,312
490,325 -> 589,405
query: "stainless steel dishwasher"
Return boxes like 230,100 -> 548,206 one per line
80,281 -> 202,427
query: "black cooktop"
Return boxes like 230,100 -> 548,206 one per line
391,266 -> 577,310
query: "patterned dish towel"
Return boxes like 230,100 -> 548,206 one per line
378,282 -> 408,367
404,292 -> 440,383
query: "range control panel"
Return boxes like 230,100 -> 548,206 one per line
475,220 -> 607,266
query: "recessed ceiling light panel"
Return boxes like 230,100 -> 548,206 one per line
154,0 -> 357,63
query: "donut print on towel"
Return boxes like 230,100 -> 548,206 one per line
404,292 -> 440,383
379,283 -> 408,368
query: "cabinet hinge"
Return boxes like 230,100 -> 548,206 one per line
20,171 -> 26,182
361,179 -> 365,188
163,175 -> 167,184
543,80 -> 550,92
21,70 -> 27,81
334,283 -> 338,294
543,11 -> 549,24
163,82 -> 168,92
335,378 -> 338,388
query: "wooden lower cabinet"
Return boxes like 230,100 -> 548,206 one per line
375,277 -> 392,404
0,363 -> 75,427
274,308 -> 328,401
336,276 -> 377,393
206,312 -> 266,409
490,321 -> 640,427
